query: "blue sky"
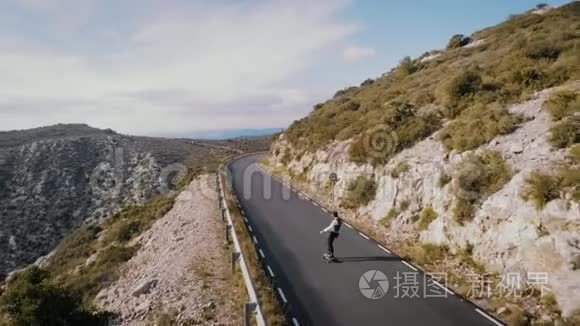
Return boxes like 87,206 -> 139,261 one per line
0,0 -> 570,136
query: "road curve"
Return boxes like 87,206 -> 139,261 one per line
227,154 -> 503,326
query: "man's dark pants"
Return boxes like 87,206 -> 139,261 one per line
327,232 -> 338,256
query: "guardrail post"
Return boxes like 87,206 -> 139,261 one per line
244,302 -> 257,326
232,251 -> 241,273
221,208 -> 226,222
225,224 -> 232,244
218,161 -> 266,326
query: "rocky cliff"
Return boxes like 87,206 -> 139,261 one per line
0,124 -> 257,277
265,2 -> 580,323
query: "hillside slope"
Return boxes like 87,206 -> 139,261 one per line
0,124 -> 268,277
266,3 -> 579,324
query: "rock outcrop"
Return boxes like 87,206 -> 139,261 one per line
97,175 -> 241,325
268,86 -> 580,317
0,124 -> 256,276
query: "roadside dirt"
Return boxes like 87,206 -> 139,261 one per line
96,174 -> 242,325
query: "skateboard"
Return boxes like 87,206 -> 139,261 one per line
322,254 -> 337,263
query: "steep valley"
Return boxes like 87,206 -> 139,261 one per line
0,124 -> 270,278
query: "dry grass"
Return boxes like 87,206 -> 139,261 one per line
548,118 -> 579,149
0,168 -> 203,324
390,161 -> 410,178
282,2 -> 580,163
416,206 -> 438,230
438,103 -> 525,151
452,150 -> 513,223
521,171 -> 561,209
544,90 -> 580,121
341,175 -> 377,208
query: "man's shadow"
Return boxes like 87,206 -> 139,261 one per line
333,256 -> 401,263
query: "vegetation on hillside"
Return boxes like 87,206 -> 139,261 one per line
521,171 -> 562,209
544,90 -> 580,149
452,150 -> 512,223
561,144 -> 580,201
521,144 -> 580,207
341,175 -> 377,208
438,103 -> 526,151
0,167 -> 203,325
281,2 -> 580,164
416,206 -> 438,230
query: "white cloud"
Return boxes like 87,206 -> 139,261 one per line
342,46 -> 376,63
0,0 -> 359,135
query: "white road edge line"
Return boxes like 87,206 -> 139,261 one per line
432,280 -> 455,295
378,245 -> 391,253
248,226 -> 253,232
313,202 -> 319,206
259,249 -> 265,258
277,288 -> 287,303
292,318 -> 300,326
475,308 -> 503,326
240,209 -> 245,216
252,236 -> 258,244
267,266 -> 275,277
402,261 -> 418,272
359,232 -> 370,240
321,207 -> 329,213
345,223 -> 353,229
244,217 -> 248,223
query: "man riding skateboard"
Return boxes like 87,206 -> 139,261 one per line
320,211 -> 343,260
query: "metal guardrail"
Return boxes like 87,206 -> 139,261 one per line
216,170 -> 266,326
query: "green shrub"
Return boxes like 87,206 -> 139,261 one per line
417,206 -> 438,230
386,207 -> 399,219
525,41 -> 562,60
109,220 -> 142,243
548,118 -> 579,148
281,3 -> 580,164
447,34 -> 471,49
0,169 -> 199,324
453,150 -> 512,223
438,173 -> 452,188
0,267 -> 106,326
361,79 -> 374,87
349,104 -> 441,165
64,245 -> 139,305
544,91 -> 580,121
438,103 -> 525,151
521,171 -> 561,209
102,194 -> 174,245
511,66 -> 545,88
558,148 -> 580,202
396,56 -> 419,77
46,225 -> 101,277
410,244 -> 449,266
452,199 -> 475,225
379,217 -> 391,228
342,176 -> 377,208
545,91 -> 579,149
447,70 -> 482,100
568,144 -> 580,162
390,161 -> 409,178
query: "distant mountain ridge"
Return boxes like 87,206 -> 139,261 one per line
0,124 -> 270,277
175,128 -> 283,140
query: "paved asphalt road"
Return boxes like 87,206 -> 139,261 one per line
227,154 -> 503,326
